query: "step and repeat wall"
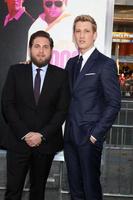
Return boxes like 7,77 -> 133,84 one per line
0,0 -> 114,148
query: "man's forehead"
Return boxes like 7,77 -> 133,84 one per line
32,37 -> 50,44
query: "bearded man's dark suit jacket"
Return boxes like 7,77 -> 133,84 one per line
64,49 -> 121,200
1,63 -> 70,200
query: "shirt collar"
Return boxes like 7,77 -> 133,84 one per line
32,63 -> 48,71
80,46 -> 96,63
4,7 -> 25,27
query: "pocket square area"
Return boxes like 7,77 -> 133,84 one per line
85,73 -> 96,76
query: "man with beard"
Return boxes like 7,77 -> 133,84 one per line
1,30 -> 70,200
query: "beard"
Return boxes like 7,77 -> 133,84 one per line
30,54 -> 52,68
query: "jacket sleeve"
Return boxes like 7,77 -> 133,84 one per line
1,66 -> 29,140
41,71 -> 70,141
91,59 -> 121,140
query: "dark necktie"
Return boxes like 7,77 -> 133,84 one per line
74,56 -> 83,81
34,68 -> 41,104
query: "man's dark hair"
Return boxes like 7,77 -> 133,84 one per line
29,30 -> 54,49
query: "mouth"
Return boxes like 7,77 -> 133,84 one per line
37,54 -> 45,58
79,40 -> 85,44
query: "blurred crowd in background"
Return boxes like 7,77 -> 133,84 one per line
119,63 -> 133,97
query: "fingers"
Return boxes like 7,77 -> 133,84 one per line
24,132 -> 42,147
89,135 -> 97,144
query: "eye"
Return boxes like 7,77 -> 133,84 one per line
85,29 -> 90,32
75,30 -> 80,33
43,45 -> 50,49
33,44 -> 40,48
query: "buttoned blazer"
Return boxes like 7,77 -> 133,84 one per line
2,63 -> 70,153
64,49 -> 121,146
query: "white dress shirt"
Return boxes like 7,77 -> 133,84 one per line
80,46 -> 96,71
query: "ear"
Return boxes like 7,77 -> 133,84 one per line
72,33 -> 75,43
72,33 -> 78,49
93,31 -> 97,42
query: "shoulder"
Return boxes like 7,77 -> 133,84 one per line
92,50 -> 116,74
48,65 -> 69,83
48,64 -> 68,75
9,63 -> 31,73
30,16 -> 47,27
97,50 -> 116,65
66,55 -> 78,65
65,55 -> 78,70
28,17 -> 47,35
96,51 -> 118,75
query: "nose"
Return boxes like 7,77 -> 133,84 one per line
80,31 -> 85,37
39,47 -> 44,53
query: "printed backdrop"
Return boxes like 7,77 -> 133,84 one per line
0,0 -> 114,148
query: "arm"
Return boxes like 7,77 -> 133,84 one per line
1,66 -> 29,140
91,59 -> 121,140
40,71 -> 70,141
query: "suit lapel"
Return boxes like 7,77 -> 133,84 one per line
37,64 -> 53,105
24,63 -> 36,107
73,49 -> 99,90
23,64 -> 54,107
69,57 -> 78,91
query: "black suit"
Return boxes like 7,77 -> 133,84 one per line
2,63 -> 70,200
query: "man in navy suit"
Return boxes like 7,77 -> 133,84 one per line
64,15 -> 121,200
2,30 -> 70,200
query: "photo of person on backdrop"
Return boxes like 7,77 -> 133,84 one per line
23,0 -> 43,19
3,0 -> 34,27
29,0 -> 70,32
0,0 -> 34,88
27,0 -> 77,67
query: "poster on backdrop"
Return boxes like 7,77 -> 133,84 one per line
0,0 -> 114,71
27,0 -> 114,67
0,0 -> 114,149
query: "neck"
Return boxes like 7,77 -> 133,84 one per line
79,45 -> 94,55
9,10 -> 17,17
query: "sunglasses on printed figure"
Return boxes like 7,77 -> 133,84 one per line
45,1 -> 63,8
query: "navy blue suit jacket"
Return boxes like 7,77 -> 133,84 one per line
64,49 -> 121,146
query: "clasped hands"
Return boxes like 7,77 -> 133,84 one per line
24,132 -> 43,147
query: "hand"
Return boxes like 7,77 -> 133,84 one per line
90,135 -> 97,144
24,132 -> 42,147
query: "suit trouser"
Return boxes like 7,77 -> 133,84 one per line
5,150 -> 54,200
64,142 -> 103,200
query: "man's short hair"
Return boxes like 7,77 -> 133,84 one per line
73,15 -> 97,33
29,30 -> 54,49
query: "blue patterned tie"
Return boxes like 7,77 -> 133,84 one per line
34,68 -> 41,104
